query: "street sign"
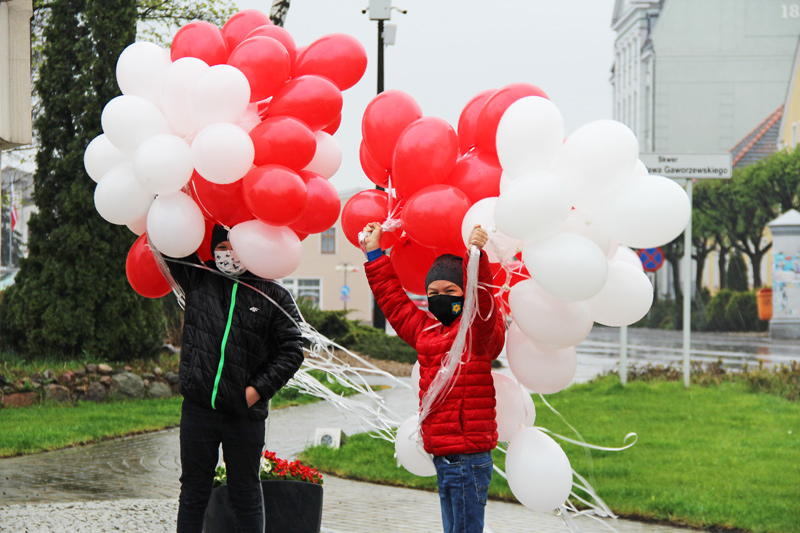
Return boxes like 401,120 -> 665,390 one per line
340,285 -> 350,297
638,247 -> 665,272
639,153 -> 732,180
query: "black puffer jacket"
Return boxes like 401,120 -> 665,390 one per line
170,259 -> 304,421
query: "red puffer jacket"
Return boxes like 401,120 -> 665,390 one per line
365,249 -> 506,456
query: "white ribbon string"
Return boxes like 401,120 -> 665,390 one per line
417,245 -> 481,434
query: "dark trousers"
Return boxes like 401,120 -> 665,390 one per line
177,399 -> 266,533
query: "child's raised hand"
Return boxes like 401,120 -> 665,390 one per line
468,225 -> 489,250
362,222 -> 383,252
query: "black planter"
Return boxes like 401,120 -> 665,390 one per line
203,480 -> 323,533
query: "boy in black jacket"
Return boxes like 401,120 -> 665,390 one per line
168,225 -> 304,533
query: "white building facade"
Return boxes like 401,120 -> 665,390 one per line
610,0 -> 800,295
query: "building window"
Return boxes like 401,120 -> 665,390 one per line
281,278 -> 322,307
321,228 -> 336,254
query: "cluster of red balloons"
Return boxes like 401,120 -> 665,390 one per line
341,83 -> 548,295
124,10 -> 367,298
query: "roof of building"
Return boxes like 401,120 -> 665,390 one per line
729,105 -> 783,169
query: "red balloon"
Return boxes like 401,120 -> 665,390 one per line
221,10 -> 272,51
190,172 -> 252,228
402,184 -> 472,251
393,117 -> 459,198
475,83 -> 549,155
390,238 -> 439,296
289,171 -> 341,234
293,33 -> 367,91
126,234 -> 171,298
196,217 -> 215,263
171,21 -> 228,65
446,149 -> 502,204
242,165 -> 308,226
359,140 -> 390,188
322,113 -> 342,135
268,75 -> 343,131
245,25 -> 297,64
227,36 -> 291,102
457,89 -> 495,154
362,90 -> 423,170
341,189 -> 400,249
293,230 -> 309,241
250,116 -> 316,170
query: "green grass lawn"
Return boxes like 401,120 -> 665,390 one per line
0,369 -> 358,458
300,376 -> 800,533
0,396 -> 184,457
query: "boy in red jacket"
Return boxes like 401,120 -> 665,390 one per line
362,223 -> 506,533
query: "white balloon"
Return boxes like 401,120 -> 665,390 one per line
493,372 -> 536,442
632,159 -> 649,177
127,212 -> 148,236
522,232 -> 608,301
161,57 -> 209,136
411,361 -> 421,400
593,175 -> 691,248
611,246 -> 644,272
146,192 -> 206,258
101,95 -> 170,153
84,134 -> 130,183
494,172 -> 571,242
589,261 -> 654,327
509,279 -> 593,348
394,415 -> 436,477
303,131 -> 342,179
229,221 -> 302,279
133,134 -> 193,195
506,322 -> 577,394
461,197 -> 522,264
116,42 -> 171,106
190,65 -> 250,128
93,164 -> 154,225
496,96 -> 564,178
552,120 -> 639,212
506,427 -> 572,512
557,208 -> 612,257
498,170 -> 515,194
190,123 -> 255,184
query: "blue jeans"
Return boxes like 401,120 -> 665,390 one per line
177,399 -> 265,533
433,451 -> 493,533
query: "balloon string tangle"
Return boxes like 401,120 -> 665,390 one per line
153,250 -> 410,442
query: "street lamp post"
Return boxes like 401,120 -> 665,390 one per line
364,0 -> 402,330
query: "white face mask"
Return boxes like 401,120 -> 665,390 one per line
214,249 -> 247,276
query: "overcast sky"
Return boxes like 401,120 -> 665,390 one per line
238,0 -> 618,192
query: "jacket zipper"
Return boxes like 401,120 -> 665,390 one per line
211,282 -> 239,409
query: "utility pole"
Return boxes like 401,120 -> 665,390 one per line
364,0 -> 403,330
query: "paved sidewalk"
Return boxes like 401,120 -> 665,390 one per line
0,476 -> 700,532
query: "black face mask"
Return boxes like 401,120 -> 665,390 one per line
427,294 -> 464,326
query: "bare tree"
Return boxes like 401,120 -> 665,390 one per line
270,0 -> 290,26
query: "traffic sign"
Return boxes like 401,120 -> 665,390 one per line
340,285 -> 351,297
638,247 -> 665,272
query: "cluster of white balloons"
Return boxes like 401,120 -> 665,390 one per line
396,95 -> 690,514
85,40 -> 344,279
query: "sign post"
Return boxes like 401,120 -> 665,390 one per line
640,153 -> 732,388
